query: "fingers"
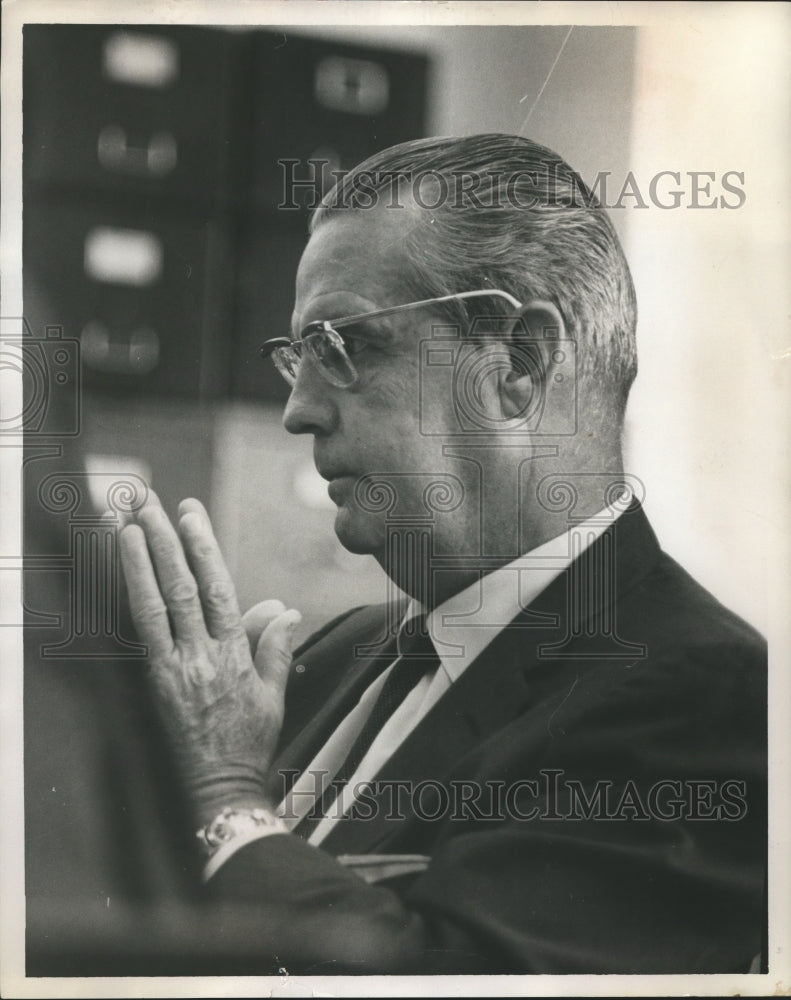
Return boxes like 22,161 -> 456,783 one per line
242,599 -> 287,655
120,493 -> 278,655
110,485 -> 162,530
254,609 -> 302,694
178,508 -> 243,641
133,503 -> 207,644
178,496 -> 209,523
119,523 -> 175,659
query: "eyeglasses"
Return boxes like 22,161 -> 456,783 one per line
259,289 -> 523,390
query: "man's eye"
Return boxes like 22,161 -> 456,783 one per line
335,321 -> 375,356
339,332 -> 368,356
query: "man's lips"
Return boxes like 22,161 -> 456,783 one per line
315,465 -> 357,500
326,474 -> 355,504
316,466 -> 356,483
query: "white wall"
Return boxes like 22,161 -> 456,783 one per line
624,12 -> 790,635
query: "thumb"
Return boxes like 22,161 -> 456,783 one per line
253,608 -> 302,697
242,598 -> 287,656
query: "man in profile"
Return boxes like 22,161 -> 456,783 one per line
119,134 -> 766,974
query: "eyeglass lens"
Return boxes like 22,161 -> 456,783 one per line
308,328 -> 356,386
272,327 -> 357,388
271,347 -> 299,385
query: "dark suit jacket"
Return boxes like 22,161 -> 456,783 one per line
203,503 -> 767,975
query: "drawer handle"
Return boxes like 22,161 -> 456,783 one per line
98,125 -> 177,177
81,322 -> 160,375
314,56 -> 389,115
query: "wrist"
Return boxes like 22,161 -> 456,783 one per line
184,761 -> 271,826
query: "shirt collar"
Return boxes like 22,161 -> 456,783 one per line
403,502 -> 627,683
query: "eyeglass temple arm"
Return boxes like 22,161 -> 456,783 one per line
327,289 -> 523,329
259,290 -> 523,356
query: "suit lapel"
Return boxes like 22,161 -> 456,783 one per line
267,603 -> 402,800
320,619 -> 540,854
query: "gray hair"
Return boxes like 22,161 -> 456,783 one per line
312,134 -> 638,425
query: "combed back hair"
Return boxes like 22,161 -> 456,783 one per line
311,134 -> 638,425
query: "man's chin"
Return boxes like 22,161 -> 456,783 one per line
332,507 -> 383,556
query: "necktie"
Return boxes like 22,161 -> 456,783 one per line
304,616 -> 439,827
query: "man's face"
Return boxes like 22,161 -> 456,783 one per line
284,206 -> 496,567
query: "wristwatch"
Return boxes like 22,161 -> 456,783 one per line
196,806 -> 287,858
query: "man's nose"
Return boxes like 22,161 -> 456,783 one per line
282,359 -> 338,436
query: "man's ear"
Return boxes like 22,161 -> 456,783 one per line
498,299 -> 567,419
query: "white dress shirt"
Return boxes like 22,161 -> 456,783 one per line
205,501 -> 625,877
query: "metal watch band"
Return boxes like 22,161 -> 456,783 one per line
196,806 -> 286,857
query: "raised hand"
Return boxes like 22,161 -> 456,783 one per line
118,495 -> 300,824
